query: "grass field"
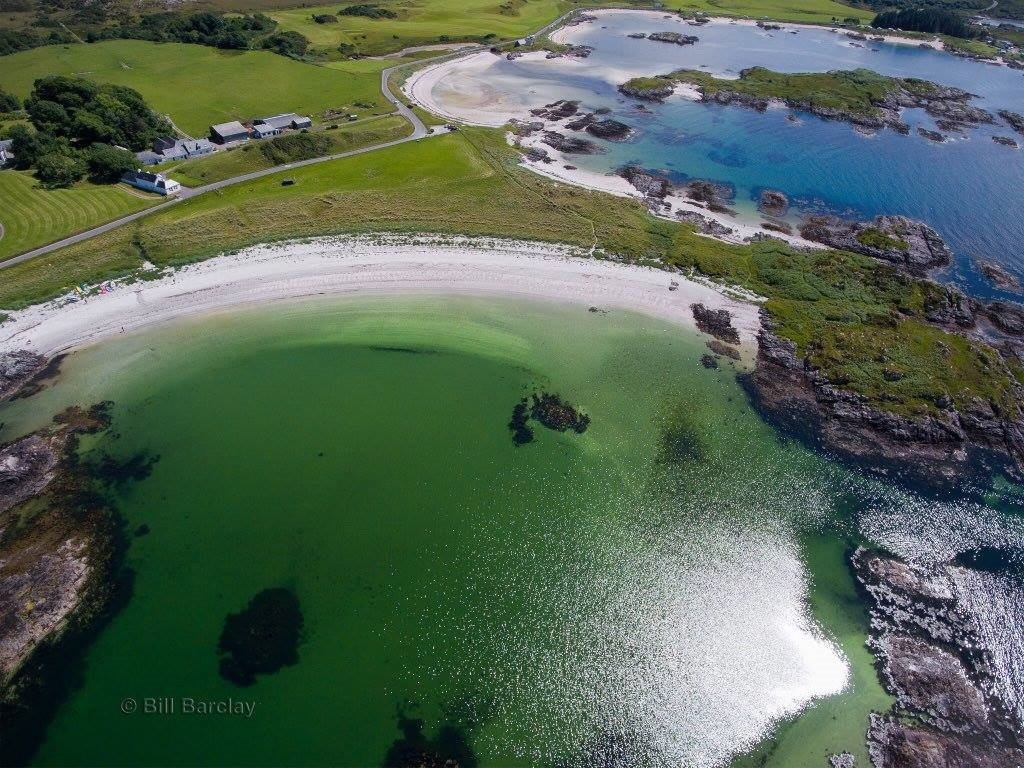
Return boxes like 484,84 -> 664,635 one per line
166,115 -> 412,186
0,171 -> 156,263
665,0 -> 871,23
2,40 -> 393,135
270,0 -> 581,56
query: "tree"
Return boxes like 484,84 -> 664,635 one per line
35,151 -> 87,188
261,31 -> 309,58
0,88 -> 20,113
85,143 -> 137,183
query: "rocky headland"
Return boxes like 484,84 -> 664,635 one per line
799,215 -> 952,275
618,67 -> 995,135
852,548 -> 1024,768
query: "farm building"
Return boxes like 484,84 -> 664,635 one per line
137,137 -> 216,165
252,113 -> 313,139
122,169 -> 181,196
210,120 -> 251,144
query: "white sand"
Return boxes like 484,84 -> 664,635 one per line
0,235 -> 763,365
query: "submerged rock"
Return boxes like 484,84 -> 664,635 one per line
700,354 -> 719,369
993,135 -> 1019,148
382,711 -> 477,768
999,109 -> 1024,135
917,127 -> 946,142
507,399 -> 534,445
757,188 -> 789,216
530,392 -> 590,434
975,259 -> 1021,290
218,588 -> 303,687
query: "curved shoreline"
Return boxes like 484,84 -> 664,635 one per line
0,235 -> 763,363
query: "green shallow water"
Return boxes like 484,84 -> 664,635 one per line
1,296 -> 892,767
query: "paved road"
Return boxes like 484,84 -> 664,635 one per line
0,62 -> 432,270
0,9 -> 587,270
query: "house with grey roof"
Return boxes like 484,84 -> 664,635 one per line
210,121 -> 251,144
137,137 -> 216,165
251,113 -> 313,139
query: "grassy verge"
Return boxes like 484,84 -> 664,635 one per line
0,171 -> 157,262
165,116 -> 412,187
665,0 -> 871,24
0,127 -> 1017,423
1,40 -> 394,136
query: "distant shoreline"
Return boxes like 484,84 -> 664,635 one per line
0,235 -> 763,362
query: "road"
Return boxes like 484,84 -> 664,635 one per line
0,61 -> 433,270
0,8 -> 586,270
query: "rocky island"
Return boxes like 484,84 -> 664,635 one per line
618,67 -> 995,134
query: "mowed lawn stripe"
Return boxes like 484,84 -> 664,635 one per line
0,171 -> 157,262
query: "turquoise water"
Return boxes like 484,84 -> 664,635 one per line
3,296 -> 1022,766
437,12 -> 1024,298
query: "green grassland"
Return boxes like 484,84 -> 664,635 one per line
270,0 -> 580,56
1,40 -> 393,135
165,115 -> 412,186
0,127 -> 1016,421
665,0 -> 871,23
0,170 -> 157,262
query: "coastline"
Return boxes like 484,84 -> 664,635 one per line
0,235 -> 763,365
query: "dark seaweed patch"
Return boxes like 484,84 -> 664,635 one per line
529,393 -> 590,434
90,451 -> 160,487
217,588 -> 303,687
382,709 -> 478,768
658,414 -> 705,464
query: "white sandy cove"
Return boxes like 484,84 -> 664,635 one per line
0,236 -> 763,362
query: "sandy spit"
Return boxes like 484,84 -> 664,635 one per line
0,236 -> 763,364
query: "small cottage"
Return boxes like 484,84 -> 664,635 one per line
122,169 -> 182,196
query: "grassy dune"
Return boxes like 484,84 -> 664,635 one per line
0,171 -> 155,262
0,128 -> 1015,422
1,40 -> 392,135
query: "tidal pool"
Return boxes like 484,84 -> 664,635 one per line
421,10 -> 1024,297
3,295 -> 1019,766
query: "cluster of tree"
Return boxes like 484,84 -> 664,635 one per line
339,4 -> 397,19
0,26 -> 74,56
87,11 -> 278,50
261,30 -> 309,58
312,13 -> 338,24
871,8 -> 979,37
9,76 -> 171,187
0,87 -> 20,113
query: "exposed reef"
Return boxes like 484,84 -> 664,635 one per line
0,402 -> 132,765
0,351 -> 63,401
540,131 -> 605,155
852,548 -> 1024,767
975,259 -> 1021,291
217,587 -> 303,687
646,31 -> 698,46
799,215 -> 952,276
691,303 -> 740,344
1000,109 -> 1024,135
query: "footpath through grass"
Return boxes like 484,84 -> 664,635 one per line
0,171 -> 156,263
2,40 -> 393,135
166,116 -> 413,187
0,127 -> 1016,423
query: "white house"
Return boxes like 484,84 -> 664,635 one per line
122,169 -> 181,196
0,139 -> 13,168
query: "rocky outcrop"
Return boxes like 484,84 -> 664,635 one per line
975,259 -> 1021,290
618,165 -> 672,198
0,433 -> 61,518
993,135 -> 1019,148
541,131 -> 605,154
917,127 -> 946,142
544,44 -> 592,59
853,549 -> 1024,767
746,314 -> 1024,487
0,351 -> 50,401
584,119 -> 632,140
999,109 -> 1024,135
617,79 -> 675,102
983,300 -> 1024,336
757,189 -> 789,216
676,210 -> 734,237
529,100 -> 580,121
691,303 -> 740,344
646,31 -> 698,45
799,214 -> 952,276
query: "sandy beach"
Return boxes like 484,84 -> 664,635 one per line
0,235 -> 763,364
